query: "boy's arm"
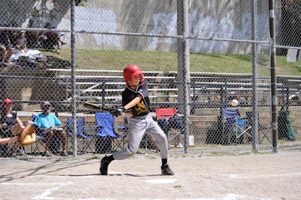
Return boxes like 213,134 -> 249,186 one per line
122,94 -> 142,117
124,94 -> 142,110
112,94 -> 142,117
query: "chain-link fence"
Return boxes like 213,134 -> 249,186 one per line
0,0 -> 300,157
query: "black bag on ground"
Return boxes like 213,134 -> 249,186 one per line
278,110 -> 296,141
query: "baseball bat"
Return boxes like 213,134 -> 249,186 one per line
83,102 -> 113,112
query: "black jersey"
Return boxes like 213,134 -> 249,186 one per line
122,81 -> 150,117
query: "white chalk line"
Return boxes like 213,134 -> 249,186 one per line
33,175 -> 95,179
0,182 -> 72,186
1,182 -> 73,200
228,172 -> 301,179
32,182 -> 73,200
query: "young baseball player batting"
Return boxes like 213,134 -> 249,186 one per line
99,65 -> 174,176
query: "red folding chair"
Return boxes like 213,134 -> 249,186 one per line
155,108 -> 177,119
155,108 -> 183,147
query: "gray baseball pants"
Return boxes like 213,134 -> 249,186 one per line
113,113 -> 168,160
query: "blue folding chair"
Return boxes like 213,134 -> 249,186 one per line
95,113 -> 127,153
66,117 -> 96,154
222,108 -> 251,144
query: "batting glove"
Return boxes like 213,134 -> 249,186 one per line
111,108 -> 125,117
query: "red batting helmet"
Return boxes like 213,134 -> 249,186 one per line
123,65 -> 145,86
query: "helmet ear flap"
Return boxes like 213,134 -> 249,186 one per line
138,74 -> 145,86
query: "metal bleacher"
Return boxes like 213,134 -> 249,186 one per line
51,69 -> 178,110
46,69 -> 301,112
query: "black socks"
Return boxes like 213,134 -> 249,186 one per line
106,155 -> 114,162
162,158 -> 167,166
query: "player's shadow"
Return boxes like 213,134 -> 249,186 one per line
0,159 -> 100,183
113,173 -> 162,177
61,173 -> 161,177
60,173 -> 100,177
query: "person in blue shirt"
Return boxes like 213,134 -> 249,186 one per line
34,101 -> 67,156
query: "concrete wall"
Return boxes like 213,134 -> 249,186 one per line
61,0 -> 271,53
0,0 -> 277,54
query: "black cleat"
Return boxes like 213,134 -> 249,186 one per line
100,156 -> 111,175
161,164 -> 174,175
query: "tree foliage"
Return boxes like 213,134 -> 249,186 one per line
282,0 -> 301,20
75,0 -> 88,6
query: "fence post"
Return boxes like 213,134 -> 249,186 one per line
269,0 -> 278,153
252,0 -> 259,150
71,0 -> 77,156
177,0 -> 190,153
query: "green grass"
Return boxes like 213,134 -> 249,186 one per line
40,49 -> 301,76
85,156 -> 100,160
145,154 -> 157,159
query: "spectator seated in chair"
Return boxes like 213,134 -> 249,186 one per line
34,101 -> 67,157
157,113 -> 184,147
40,23 -> 66,50
0,29 -> 13,65
0,99 -> 26,157
15,31 -> 27,52
8,21 -> 19,47
25,19 -> 40,48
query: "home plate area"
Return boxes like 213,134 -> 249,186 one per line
0,150 -> 301,200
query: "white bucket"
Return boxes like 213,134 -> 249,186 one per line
189,135 -> 194,147
179,135 -> 195,147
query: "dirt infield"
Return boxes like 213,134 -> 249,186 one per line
0,149 -> 301,200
